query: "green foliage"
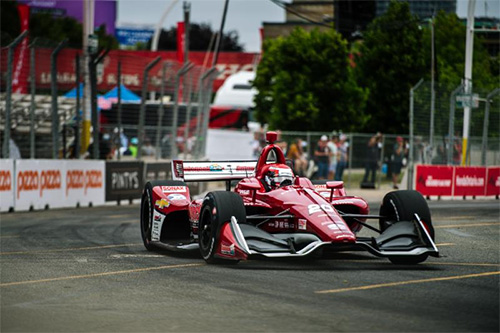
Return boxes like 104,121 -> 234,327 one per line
0,1 -> 21,45
253,27 -> 367,132
422,11 -> 497,91
151,23 -> 243,51
355,1 -> 425,134
27,12 -> 118,50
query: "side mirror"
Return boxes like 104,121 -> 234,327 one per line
326,181 -> 346,200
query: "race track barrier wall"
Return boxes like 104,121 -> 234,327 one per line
0,159 -> 15,212
415,164 -> 500,198
0,159 -> 105,212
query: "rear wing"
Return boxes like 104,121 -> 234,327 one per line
172,160 -> 257,182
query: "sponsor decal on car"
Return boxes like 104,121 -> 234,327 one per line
238,189 -> 250,196
151,211 -> 165,241
331,199 -> 354,205
155,198 -> 170,209
298,219 -> 307,230
162,186 -> 186,193
221,243 -> 235,256
167,194 -> 187,201
307,204 -> 334,215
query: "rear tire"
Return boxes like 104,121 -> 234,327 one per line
379,190 -> 434,265
198,191 -> 246,264
140,180 -> 187,251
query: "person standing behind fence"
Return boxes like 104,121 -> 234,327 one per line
362,132 -> 382,187
391,136 -> 407,189
287,138 -> 308,176
334,134 -> 348,181
328,135 -> 338,180
314,135 -> 330,180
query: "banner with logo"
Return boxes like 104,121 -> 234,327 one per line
415,165 -> 454,196
14,160 -> 105,211
12,4 -> 30,94
105,161 -> 144,202
415,164 -> 498,197
65,160 -> 105,207
0,159 -> 15,212
453,166 -> 487,197
486,166 -> 500,196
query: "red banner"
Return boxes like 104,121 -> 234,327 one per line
27,48 -> 257,93
415,165 -> 454,196
177,22 -> 185,63
486,166 -> 500,196
415,165 -> 499,197
12,4 -> 30,94
453,166 -> 487,197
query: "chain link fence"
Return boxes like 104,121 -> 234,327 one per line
1,33 -> 215,161
411,80 -> 499,167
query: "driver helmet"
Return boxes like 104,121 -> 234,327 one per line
265,165 -> 294,189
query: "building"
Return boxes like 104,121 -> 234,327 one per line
263,0 -> 334,40
463,17 -> 500,58
262,0 -> 376,42
376,0 -> 456,19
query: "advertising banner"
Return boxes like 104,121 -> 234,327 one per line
15,160 -> 65,211
145,162 -> 171,182
65,160 -> 105,207
105,161 -> 144,201
415,165 -> 454,196
14,160 -> 106,211
453,166 -> 487,197
0,159 -> 15,212
486,166 -> 500,196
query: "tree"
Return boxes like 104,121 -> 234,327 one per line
149,23 -> 243,51
0,1 -> 20,45
253,27 -> 367,132
355,1 -> 425,134
422,11 -> 496,91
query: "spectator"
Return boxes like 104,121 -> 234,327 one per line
362,132 -> 382,186
123,137 -> 138,157
141,138 -> 155,157
453,132 -> 462,165
335,134 -> 349,181
391,136 -> 408,189
287,138 -> 308,176
314,135 -> 330,180
327,135 -> 338,180
251,131 -> 264,158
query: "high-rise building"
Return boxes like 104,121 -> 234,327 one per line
376,0 -> 456,19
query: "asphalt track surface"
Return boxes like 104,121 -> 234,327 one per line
1,199 -> 499,332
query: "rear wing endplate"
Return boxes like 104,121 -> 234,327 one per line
172,160 -> 257,182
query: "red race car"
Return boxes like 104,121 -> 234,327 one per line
140,131 -> 438,265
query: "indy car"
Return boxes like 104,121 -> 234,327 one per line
140,131 -> 438,265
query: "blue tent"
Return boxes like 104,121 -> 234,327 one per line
64,83 -> 84,98
104,84 -> 141,103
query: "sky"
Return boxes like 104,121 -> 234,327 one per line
117,0 -> 500,53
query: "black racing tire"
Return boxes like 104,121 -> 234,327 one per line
198,191 -> 246,264
379,190 -> 434,265
140,180 -> 187,251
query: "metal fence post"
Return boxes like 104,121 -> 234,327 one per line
116,61 -> 122,160
183,71 -> 194,159
171,62 -> 194,159
75,54 -> 81,159
482,88 -> 500,166
194,67 -> 217,158
408,79 -> 424,190
137,56 -> 161,159
156,62 -> 168,160
447,84 -> 464,165
51,40 -> 67,159
2,31 -> 28,158
29,38 -> 38,159
90,49 -> 110,160
200,69 -> 218,157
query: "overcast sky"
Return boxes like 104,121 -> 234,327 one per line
117,0 -> 500,52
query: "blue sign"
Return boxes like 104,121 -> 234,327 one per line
116,28 -> 154,46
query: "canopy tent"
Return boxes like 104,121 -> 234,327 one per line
64,83 -> 111,110
103,84 -> 141,104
